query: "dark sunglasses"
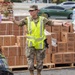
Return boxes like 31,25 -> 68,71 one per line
29,9 -> 37,12
29,10 -> 35,12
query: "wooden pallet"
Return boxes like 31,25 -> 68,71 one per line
9,65 -> 28,71
43,63 -> 75,70
9,63 -> 75,71
9,63 -> 55,71
43,63 -> 55,69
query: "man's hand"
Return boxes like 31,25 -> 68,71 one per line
12,16 -> 15,22
63,21 -> 72,27
8,14 -> 13,21
9,16 -> 20,25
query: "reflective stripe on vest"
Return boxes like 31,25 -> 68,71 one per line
40,16 -> 43,37
27,17 -> 33,46
39,16 -> 44,49
27,16 -> 45,49
27,36 -> 44,41
27,17 -> 32,34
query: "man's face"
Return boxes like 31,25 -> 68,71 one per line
29,9 -> 38,17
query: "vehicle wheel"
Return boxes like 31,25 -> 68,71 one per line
68,14 -> 73,19
72,7 -> 75,10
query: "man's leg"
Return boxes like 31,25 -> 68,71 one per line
29,70 -> 34,75
25,47 -> 35,75
36,48 -> 46,75
37,69 -> 41,75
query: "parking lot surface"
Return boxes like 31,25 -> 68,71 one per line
13,68 -> 75,75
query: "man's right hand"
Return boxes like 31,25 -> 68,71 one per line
9,16 -> 20,25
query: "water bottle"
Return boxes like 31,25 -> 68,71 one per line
72,9 -> 75,31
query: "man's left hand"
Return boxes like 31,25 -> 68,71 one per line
63,22 -> 72,27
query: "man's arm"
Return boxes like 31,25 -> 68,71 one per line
13,17 -> 20,25
13,17 -> 27,26
43,18 -> 54,26
44,18 -> 72,27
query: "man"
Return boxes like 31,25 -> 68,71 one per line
13,5 -> 70,75
13,5 -> 53,75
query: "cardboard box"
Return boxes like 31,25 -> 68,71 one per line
61,26 -> 69,32
57,32 -> 61,41
51,33 -> 57,40
9,30 -> 23,36
0,35 -> 15,46
20,47 -> 26,56
58,42 -> 67,52
67,42 -> 74,52
44,53 -> 51,64
53,22 -> 62,26
9,23 -> 23,31
0,24 -> 9,31
61,32 -> 75,42
0,31 -> 9,35
6,56 -> 20,66
19,55 -> 27,65
74,42 -> 75,52
0,0 -> 4,2
69,24 -> 73,32
52,53 -> 63,64
63,52 -> 72,63
72,52 -> 75,63
2,46 -> 21,56
52,25 -> 61,33
0,21 -> 13,31
17,36 -> 26,47
51,46 -> 57,53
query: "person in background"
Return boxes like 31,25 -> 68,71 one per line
12,5 -> 70,75
0,47 -> 13,75
0,47 -> 9,71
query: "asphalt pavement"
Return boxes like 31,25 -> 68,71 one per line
13,68 -> 75,75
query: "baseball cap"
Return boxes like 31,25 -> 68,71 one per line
29,5 -> 38,11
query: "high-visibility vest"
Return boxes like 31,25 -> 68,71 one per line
26,16 -> 46,49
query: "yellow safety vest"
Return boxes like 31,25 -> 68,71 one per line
26,16 -> 46,49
